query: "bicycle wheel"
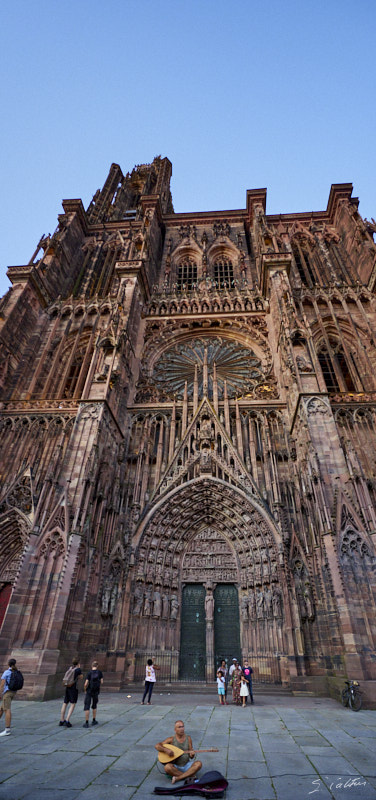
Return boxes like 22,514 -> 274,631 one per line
341,689 -> 349,707
349,690 -> 362,711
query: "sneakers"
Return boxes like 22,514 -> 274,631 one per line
59,720 -> 65,726
91,719 -> 98,726
65,721 -> 72,728
0,730 -> 11,736
83,721 -> 89,728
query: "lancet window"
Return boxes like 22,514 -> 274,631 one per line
317,340 -> 357,393
176,260 -> 197,291
292,242 -> 316,286
213,258 -> 234,289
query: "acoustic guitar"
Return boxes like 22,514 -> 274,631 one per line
158,744 -> 218,764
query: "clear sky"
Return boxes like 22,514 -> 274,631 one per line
0,0 -> 375,297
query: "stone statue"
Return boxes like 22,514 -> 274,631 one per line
143,589 -> 152,617
153,590 -> 162,618
170,594 -> 179,620
303,581 -> 314,620
205,589 -> 214,621
256,589 -> 265,619
248,591 -> 256,619
133,584 -> 143,615
162,593 -> 169,620
109,584 -> 118,616
240,594 -> 248,622
272,587 -> 282,618
264,587 -> 272,618
101,578 -> 111,615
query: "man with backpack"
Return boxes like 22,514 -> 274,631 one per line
0,657 -> 24,736
83,661 -> 103,727
59,657 -> 83,727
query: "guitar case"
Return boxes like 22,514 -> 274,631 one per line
153,770 -> 228,797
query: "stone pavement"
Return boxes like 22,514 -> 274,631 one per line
0,691 -> 375,800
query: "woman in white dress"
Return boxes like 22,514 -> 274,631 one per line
240,674 -> 249,708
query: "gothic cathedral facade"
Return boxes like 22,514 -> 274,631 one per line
1,157 -> 376,703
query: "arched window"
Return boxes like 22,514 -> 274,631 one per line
318,341 -> 356,393
176,260 -> 197,291
213,258 -> 234,289
292,242 -> 316,286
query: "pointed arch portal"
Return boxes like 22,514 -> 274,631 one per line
129,476 -> 288,682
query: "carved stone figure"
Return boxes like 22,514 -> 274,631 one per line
248,591 -> 256,619
143,589 -> 152,617
152,590 -> 162,618
101,578 -> 111,615
256,589 -> 265,618
205,589 -> 214,621
170,594 -> 179,620
162,593 -> 169,619
240,594 -> 248,622
303,581 -> 314,620
133,584 -> 144,615
272,587 -> 282,618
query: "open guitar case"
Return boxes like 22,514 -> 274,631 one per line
154,770 -> 228,797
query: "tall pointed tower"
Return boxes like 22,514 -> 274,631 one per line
1,160 -> 376,704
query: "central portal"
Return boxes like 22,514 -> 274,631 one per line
179,582 -> 241,680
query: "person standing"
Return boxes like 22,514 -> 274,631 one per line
242,659 -> 254,704
216,669 -> 225,705
219,660 -> 228,704
59,657 -> 83,727
83,661 -> 104,727
240,673 -> 249,708
228,657 -> 239,680
230,663 -> 242,705
141,658 -> 159,705
0,658 -> 23,736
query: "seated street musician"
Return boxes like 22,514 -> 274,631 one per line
155,719 -> 202,785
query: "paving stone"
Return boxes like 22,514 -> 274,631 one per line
0,785 -> 31,800
321,775 -> 376,800
226,776 -> 276,799
307,753 -> 363,775
79,787 -> 135,800
273,774 -> 332,799
226,760 -> 269,779
265,751 -> 313,776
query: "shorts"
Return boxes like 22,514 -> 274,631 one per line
218,687 -> 225,695
0,691 -> 15,711
84,690 -> 99,710
64,685 -> 78,705
168,759 -> 192,777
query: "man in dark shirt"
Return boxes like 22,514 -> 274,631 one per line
59,658 -> 83,727
83,661 -> 104,727
242,659 -> 254,704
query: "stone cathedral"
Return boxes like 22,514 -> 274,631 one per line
0,156 -> 376,704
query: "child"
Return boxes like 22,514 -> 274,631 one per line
216,669 -> 225,705
240,673 -> 249,707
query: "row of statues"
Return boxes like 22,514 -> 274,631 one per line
241,587 -> 283,621
133,586 -> 179,620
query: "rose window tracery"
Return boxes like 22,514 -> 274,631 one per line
152,337 -> 264,399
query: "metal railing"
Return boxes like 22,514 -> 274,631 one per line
134,651 -> 282,684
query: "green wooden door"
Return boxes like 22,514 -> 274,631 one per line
214,584 -> 241,675
179,584 -> 206,680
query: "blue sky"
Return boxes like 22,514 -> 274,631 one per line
1,0 -> 375,297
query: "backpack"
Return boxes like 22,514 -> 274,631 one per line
7,669 -> 24,692
63,666 -> 77,687
89,670 -> 101,692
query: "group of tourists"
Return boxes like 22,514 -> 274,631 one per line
217,657 -> 254,707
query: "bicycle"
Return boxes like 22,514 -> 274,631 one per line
341,680 -> 362,711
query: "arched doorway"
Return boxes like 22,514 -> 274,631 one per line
128,476 -> 291,683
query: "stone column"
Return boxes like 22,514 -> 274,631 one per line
205,587 -> 214,682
